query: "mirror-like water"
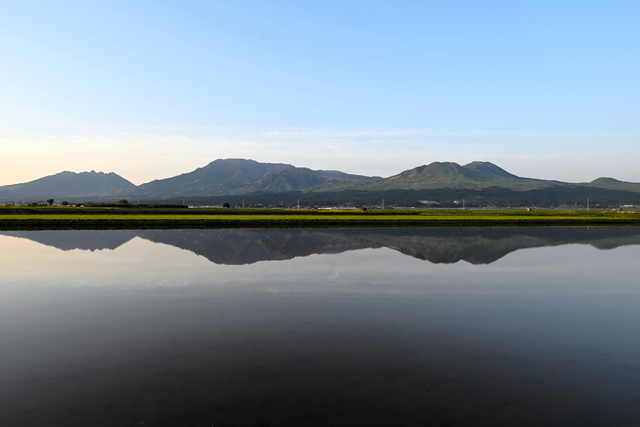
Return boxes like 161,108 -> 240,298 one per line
1,228 -> 639,426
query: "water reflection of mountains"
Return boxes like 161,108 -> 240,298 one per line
4,227 -> 640,265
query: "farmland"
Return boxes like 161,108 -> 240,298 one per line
1,206 -> 639,229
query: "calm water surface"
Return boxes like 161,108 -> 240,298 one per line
1,228 -> 639,426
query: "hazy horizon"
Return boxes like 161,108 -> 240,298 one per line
1,155 -> 635,188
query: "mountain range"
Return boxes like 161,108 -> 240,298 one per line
115,158 -> 378,199
2,158 -> 640,206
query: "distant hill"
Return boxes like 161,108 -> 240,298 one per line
320,161 -> 563,192
583,177 -> 640,193
3,159 -> 640,206
153,161 -> 640,207
117,158 -> 377,199
0,171 -> 135,202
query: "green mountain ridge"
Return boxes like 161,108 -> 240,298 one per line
116,158 -> 377,199
318,161 -> 566,192
2,159 -> 640,205
582,177 -> 640,193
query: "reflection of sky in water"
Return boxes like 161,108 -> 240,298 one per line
1,230 -> 640,426
1,233 -> 639,295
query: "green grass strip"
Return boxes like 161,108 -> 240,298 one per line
1,211 -> 640,230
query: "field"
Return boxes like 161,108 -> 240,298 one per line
1,206 -> 640,229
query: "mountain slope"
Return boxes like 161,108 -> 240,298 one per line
118,159 -> 640,205
320,161 -> 562,192
4,159 -> 640,203
119,158 -> 376,199
583,177 -> 640,193
0,171 -> 135,201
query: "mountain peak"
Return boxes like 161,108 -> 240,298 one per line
0,170 -> 135,201
119,158 -> 375,199
590,177 -> 621,184
462,161 -> 520,179
390,161 -> 518,181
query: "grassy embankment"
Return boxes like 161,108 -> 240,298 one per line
1,206 -> 639,229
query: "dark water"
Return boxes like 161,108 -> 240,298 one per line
1,228 -> 639,426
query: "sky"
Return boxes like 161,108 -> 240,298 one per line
1,0 -> 639,186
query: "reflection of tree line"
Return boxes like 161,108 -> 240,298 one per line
4,227 -> 640,265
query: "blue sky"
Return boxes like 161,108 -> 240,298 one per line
1,1 -> 639,185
